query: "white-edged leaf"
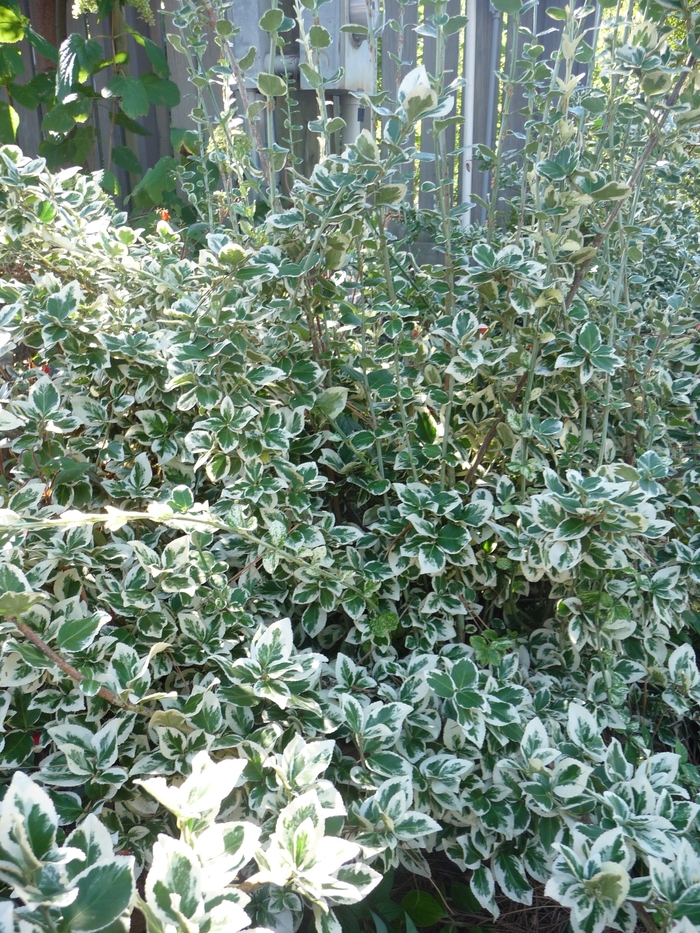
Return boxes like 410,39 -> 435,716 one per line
567,704 -> 606,760
471,864 -> 500,918
63,856 -> 135,932
493,851 -> 533,905
315,387 -> 349,421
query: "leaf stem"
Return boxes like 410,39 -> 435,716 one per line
11,618 -> 142,713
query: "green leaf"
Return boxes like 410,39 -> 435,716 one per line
6,771 -> 59,860
57,612 -> 107,653
675,884 -> 700,924
326,116 -> 346,135
113,110 -> 152,136
0,5 -> 26,44
491,0 -> 522,13
418,542 -> 446,574
105,75 -> 150,118
131,156 -> 178,204
315,387 -> 348,421
537,158 -> 567,181
215,18 -> 233,36
29,376 -> 61,418
461,499 -> 493,527
0,45 -> 22,78
111,145 -> 143,175
0,561 -> 44,615
567,703 -> 606,759
552,757 -> 592,798
548,539 -> 582,572
443,14 -> 469,35
590,181 -> 631,201
142,37 -> 169,77
257,72 -> 287,97
140,73 -> 180,108
238,46 -> 257,71
57,34 -> 84,101
259,8 -> 285,31
590,348 -> 616,374
436,524 -> 469,554
0,100 -> 18,144
146,837 -> 202,925
63,858 -> 135,932
493,852 -> 532,905
67,813 -> 115,870
577,321 -> 602,353
26,26 -> 58,63
309,25 -> 332,48
375,184 -> 407,206
299,62 -> 324,89
400,891 -> 446,926
471,864 -> 499,917
9,72 -> 54,110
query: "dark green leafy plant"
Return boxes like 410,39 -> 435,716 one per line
0,0 -> 178,188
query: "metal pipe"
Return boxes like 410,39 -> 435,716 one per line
340,92 -> 364,147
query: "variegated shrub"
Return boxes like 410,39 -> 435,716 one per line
0,1 -> 700,932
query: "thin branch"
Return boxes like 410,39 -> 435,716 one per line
565,59 -> 693,310
463,369 -> 529,485
12,619 -> 142,713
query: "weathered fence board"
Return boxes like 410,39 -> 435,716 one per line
12,0 -> 591,221
462,0 -> 501,224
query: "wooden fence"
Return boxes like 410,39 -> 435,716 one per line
10,0 -> 577,218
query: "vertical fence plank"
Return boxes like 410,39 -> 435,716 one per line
13,0 -> 598,225
418,0 -> 461,212
125,5 -> 172,173
442,0 -> 463,193
461,0 -> 502,225
381,0 -> 418,201
10,33 -> 43,160
417,4 -> 436,211
382,0 -> 419,101
494,0 -> 594,220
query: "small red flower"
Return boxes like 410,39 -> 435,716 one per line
158,209 -> 170,221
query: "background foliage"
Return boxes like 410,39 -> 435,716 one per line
0,0 -> 177,192
1,1 -> 700,933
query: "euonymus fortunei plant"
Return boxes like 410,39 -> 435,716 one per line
0,1 -> 700,932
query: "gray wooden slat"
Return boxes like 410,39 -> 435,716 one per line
506,0 -> 594,152
381,0 -> 418,201
461,0 -> 502,224
11,33 -> 43,160
124,5 -> 171,174
418,0 -> 461,212
382,0 -> 418,101
13,0 -> 599,226
417,5 -> 436,211
494,0 -> 594,221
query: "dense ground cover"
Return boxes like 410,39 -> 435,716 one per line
1,1 -> 700,932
